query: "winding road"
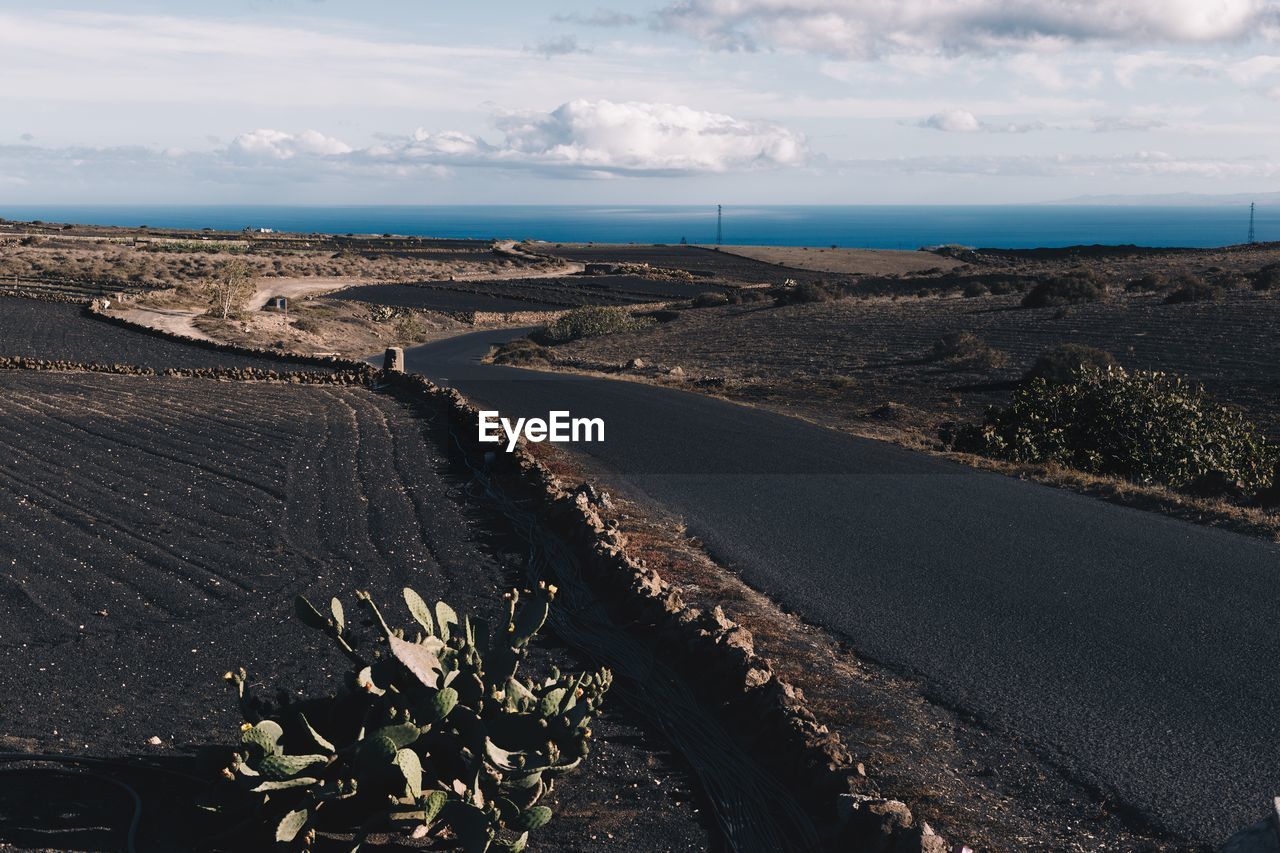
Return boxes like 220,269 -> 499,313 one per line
404,327 -> 1280,846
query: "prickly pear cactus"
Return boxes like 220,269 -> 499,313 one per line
214,583 -> 610,852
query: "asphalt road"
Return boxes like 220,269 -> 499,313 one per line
404,328 -> 1280,845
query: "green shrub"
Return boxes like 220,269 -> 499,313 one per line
948,366 -> 1275,493
1024,343 -> 1119,384
1021,272 -> 1107,308
924,332 -> 1008,370
212,585 -> 609,851
691,291 -> 730,308
533,306 -> 654,345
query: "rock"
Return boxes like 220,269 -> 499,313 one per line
667,366 -> 685,378
743,663 -> 772,689
628,358 -> 646,369
383,346 -> 405,373
722,625 -> 755,657
897,822 -> 949,853
841,796 -> 915,852
147,735 -> 163,746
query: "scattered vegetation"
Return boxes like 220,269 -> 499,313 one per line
1021,272 -> 1107,308
691,291 -> 730,308
1253,263 -> 1280,291
394,311 -> 429,343
203,260 -> 256,320
1024,343 -> 1119,384
772,280 -> 840,306
213,585 -> 609,851
491,338 -> 556,366
948,366 -> 1276,496
1163,279 -> 1223,304
924,332 -> 1009,370
532,306 -> 654,345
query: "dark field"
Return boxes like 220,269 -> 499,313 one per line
0,371 -> 708,850
0,297 -> 333,372
332,275 -> 736,313
552,286 -> 1280,438
328,283 -> 565,313
538,244 -> 827,285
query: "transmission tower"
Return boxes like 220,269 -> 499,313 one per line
1248,202 -> 1257,244
716,204 -> 722,246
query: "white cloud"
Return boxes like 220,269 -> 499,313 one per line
527,34 -> 591,58
553,9 -> 639,26
230,129 -> 353,160
919,108 -> 981,132
0,100 -> 808,185
1090,116 -> 1166,132
917,109 -> 1047,133
656,0 -> 1280,57
470,99 -> 807,174
840,150 -> 1280,179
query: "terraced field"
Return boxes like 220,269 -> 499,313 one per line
332,275 -> 736,313
329,283 -> 566,313
538,244 -> 830,285
0,371 -> 707,849
0,296 -> 334,372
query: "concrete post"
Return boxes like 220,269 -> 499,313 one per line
384,346 -> 405,373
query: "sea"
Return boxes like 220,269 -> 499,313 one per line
1,204 -> 1272,250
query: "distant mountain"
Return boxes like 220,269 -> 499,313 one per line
1051,191 -> 1280,207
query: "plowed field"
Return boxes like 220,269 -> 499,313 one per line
0,371 -> 707,850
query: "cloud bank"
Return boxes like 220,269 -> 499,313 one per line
657,0 -> 1280,57
0,100 -> 808,188
363,99 -> 807,176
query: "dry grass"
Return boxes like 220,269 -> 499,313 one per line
0,235 -> 548,288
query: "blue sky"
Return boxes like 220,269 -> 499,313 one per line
2,1 -> 1280,204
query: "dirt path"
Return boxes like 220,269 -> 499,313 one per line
107,276 -> 358,340
111,305 -> 212,340
247,275 -> 356,310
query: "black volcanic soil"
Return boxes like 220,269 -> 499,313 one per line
537,244 -> 828,285
549,278 -> 1280,440
328,283 -> 566,313
332,275 -> 737,314
0,297 -> 335,372
0,371 -> 709,851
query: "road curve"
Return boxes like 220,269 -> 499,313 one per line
404,328 -> 1280,845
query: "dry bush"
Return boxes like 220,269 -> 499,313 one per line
1163,279 -> 1223,304
1024,344 -> 1119,384
1021,271 -> 1107,308
692,291 -> 730,308
925,332 -> 1009,370
491,337 -> 556,366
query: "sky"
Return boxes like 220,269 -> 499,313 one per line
2,0 -> 1280,204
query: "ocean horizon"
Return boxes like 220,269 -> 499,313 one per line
1,204 -> 1271,250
